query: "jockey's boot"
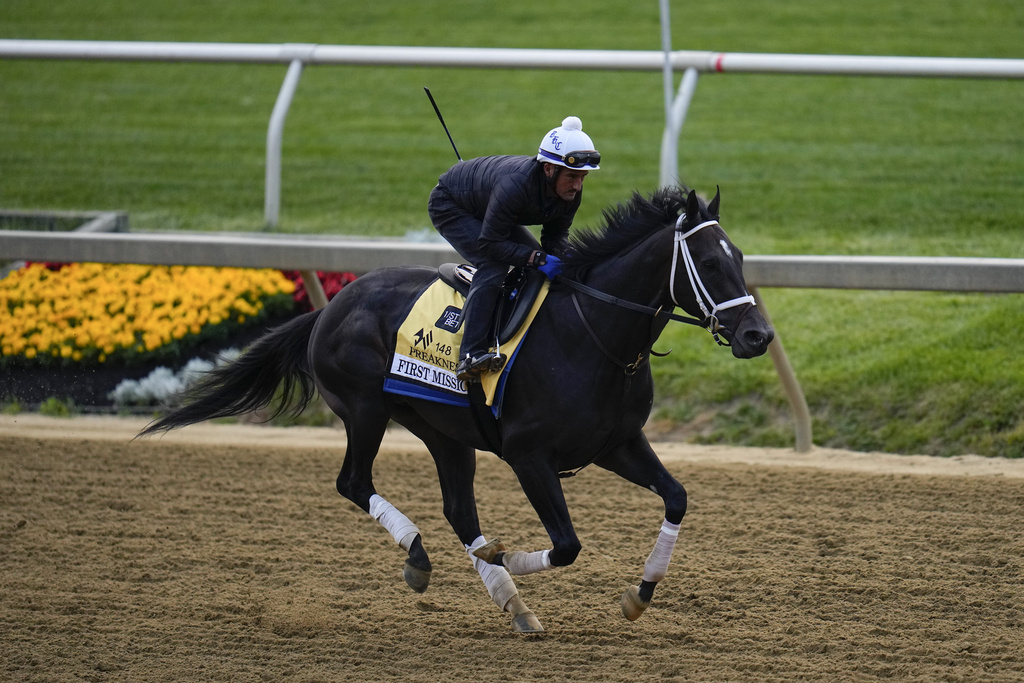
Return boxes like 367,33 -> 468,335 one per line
456,283 -> 505,382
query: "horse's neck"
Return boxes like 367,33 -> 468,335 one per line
585,226 -> 675,309
567,227 -> 677,356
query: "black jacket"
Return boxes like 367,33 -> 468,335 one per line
436,155 -> 580,266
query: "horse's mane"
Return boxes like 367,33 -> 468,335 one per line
564,185 -> 696,271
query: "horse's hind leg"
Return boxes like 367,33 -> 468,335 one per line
323,389 -> 433,593
396,410 -> 543,633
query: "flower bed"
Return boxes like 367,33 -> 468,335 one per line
0,262 -> 355,408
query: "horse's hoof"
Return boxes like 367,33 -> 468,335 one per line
471,538 -> 507,563
620,585 -> 649,621
511,611 -> 544,634
403,560 -> 431,593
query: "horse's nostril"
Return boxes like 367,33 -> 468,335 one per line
745,329 -> 773,351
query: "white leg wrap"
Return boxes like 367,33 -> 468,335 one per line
502,549 -> 553,576
368,494 -> 420,551
466,536 -> 518,611
642,519 -> 680,583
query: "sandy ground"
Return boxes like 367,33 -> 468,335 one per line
1,414 -> 1023,681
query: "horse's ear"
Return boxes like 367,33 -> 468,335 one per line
708,186 -> 721,218
685,189 -> 700,220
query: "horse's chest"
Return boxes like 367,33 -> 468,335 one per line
573,382 -> 652,435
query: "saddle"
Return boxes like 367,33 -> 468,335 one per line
384,264 -> 548,406
383,264 -> 549,456
437,263 -> 547,345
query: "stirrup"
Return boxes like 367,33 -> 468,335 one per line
456,352 -> 504,381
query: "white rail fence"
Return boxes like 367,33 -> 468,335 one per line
4,230 -> 1022,293
3,39 -> 1023,450
3,39 -> 1023,223
3,229 -> 1022,452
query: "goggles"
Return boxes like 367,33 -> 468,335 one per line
540,149 -> 601,168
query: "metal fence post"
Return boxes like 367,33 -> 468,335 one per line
751,287 -> 813,452
265,58 -> 306,228
659,67 -> 700,188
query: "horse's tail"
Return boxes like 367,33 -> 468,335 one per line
137,309 -> 324,438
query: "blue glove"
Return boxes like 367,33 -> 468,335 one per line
538,254 -> 562,280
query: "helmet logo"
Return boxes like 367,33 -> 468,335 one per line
548,132 -> 563,151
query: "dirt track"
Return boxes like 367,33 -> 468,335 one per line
2,415 -> 1023,682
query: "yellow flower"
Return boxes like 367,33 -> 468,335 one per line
0,262 -> 297,366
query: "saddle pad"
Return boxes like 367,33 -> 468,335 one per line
383,277 -> 549,411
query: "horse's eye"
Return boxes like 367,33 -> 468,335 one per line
700,258 -> 719,271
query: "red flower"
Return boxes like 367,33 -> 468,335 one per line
26,261 -> 70,271
281,270 -> 357,312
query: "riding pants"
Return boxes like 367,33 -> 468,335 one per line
428,185 -> 541,357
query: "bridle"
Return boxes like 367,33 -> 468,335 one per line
670,216 -> 757,346
557,215 -> 757,373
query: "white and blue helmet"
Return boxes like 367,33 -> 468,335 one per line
537,116 -> 600,170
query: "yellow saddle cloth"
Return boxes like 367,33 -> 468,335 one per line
384,277 -> 548,409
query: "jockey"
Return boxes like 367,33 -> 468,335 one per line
428,115 -> 601,382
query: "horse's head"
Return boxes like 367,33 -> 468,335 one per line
670,187 -> 774,359
564,185 -> 773,359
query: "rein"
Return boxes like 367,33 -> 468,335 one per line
557,277 -> 705,328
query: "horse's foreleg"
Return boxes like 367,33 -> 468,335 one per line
472,538 -> 555,576
597,434 -> 688,621
621,518 -> 680,620
505,456 -> 583,569
466,536 -> 543,633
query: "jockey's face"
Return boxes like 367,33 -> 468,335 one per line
544,164 -> 589,202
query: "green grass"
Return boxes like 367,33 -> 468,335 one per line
1,0 -> 1022,456
652,289 -> 1024,457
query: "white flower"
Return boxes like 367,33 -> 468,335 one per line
108,349 -> 241,407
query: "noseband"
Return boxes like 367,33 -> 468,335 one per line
557,214 -> 758,375
670,217 -> 756,346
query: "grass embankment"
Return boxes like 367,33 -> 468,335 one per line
1,0 -> 1021,456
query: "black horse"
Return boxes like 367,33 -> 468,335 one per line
140,185 -> 774,632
